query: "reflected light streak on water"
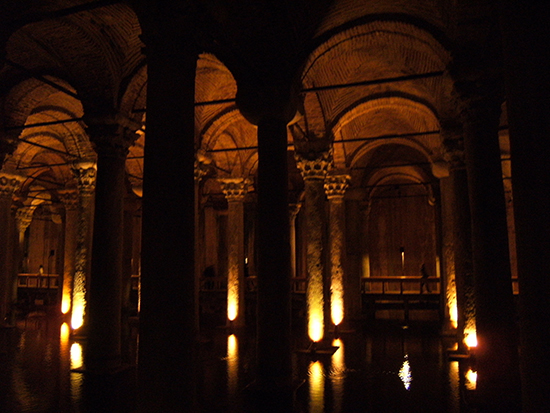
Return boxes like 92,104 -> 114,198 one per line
331,338 -> 345,413
399,354 -> 412,391
309,360 -> 325,413
227,334 -> 239,398
449,360 -> 460,413
70,341 -> 84,403
465,368 -> 477,391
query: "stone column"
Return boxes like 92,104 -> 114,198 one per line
289,202 -> 302,279
220,178 -> 250,327
324,174 -> 350,329
255,117 -> 292,405
0,172 -> 23,326
499,3 -> 550,411
136,22 -> 199,412
456,72 -> 521,409
58,190 -> 79,316
443,136 -> 476,351
70,162 -> 96,332
295,150 -> 331,342
194,156 -> 209,331
84,122 -> 136,373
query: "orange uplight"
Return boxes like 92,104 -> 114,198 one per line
309,361 -> 324,413
309,313 -> 324,342
227,300 -> 238,322
464,328 -> 477,349
71,300 -> 85,330
227,267 -> 239,321
465,368 -> 477,390
61,293 -> 71,315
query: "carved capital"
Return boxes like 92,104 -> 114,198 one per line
0,172 -> 23,199
324,174 -> 350,199
58,189 -> 80,210
71,162 -> 97,198
295,150 -> 332,180
85,113 -> 140,159
15,206 -> 36,232
219,178 -> 251,202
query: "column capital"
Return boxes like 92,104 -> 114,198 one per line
324,174 -> 350,200
15,206 -> 35,233
58,189 -> 80,210
295,150 -> 332,181
219,178 -> 251,202
194,149 -> 212,183
84,113 -> 140,159
0,172 -> 23,199
71,161 -> 97,199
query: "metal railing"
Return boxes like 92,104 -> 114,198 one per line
361,276 -> 440,295
17,273 -> 59,289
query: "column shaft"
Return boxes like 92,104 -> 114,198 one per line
499,3 -> 550,411
462,98 -> 520,410
137,39 -> 198,412
0,174 -> 22,325
449,165 -> 475,348
220,179 -> 249,327
256,117 -> 292,401
86,145 -> 127,372
325,174 -> 350,328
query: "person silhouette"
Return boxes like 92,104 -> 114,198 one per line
420,263 -> 430,293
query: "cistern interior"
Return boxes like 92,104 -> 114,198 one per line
1,1 -> 549,412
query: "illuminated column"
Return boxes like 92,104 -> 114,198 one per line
84,122 -> 136,373
0,172 -> 23,326
456,70 -> 520,408
443,136 -> 476,350
289,202 -> 301,279
324,174 -> 350,329
13,205 -> 35,302
295,150 -> 331,342
220,178 -> 250,327
499,4 -> 550,411
58,190 -> 79,316
70,162 -> 96,332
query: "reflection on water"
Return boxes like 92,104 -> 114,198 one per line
0,316 -> 483,413
227,333 -> 239,399
399,354 -> 412,390
309,360 -> 325,413
331,338 -> 344,413
465,368 -> 477,391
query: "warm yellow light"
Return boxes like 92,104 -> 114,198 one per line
309,361 -> 324,413
227,271 -> 239,321
61,290 -> 72,314
399,354 -> 412,391
331,338 -> 345,412
465,368 -> 477,390
70,342 -> 83,370
309,313 -> 324,342
227,334 -> 238,396
449,302 -> 458,329
60,322 -> 70,342
71,300 -> 85,330
331,273 -> 344,326
227,299 -> 238,322
464,329 -> 477,348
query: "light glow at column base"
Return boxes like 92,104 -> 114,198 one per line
309,313 -> 324,342
464,329 -> 477,349
61,294 -> 71,315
